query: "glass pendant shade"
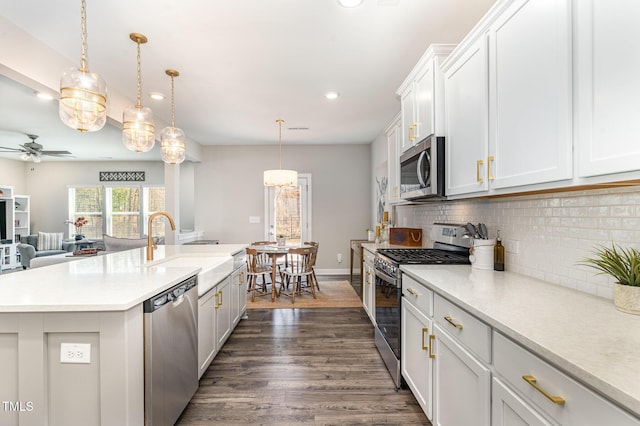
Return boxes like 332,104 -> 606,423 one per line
263,169 -> 298,186
160,69 -> 186,164
59,0 -> 107,132
160,126 -> 186,164
122,105 -> 155,152
123,33 -> 155,153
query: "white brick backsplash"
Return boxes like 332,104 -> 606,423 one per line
395,185 -> 640,300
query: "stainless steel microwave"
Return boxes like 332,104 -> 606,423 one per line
399,135 -> 445,200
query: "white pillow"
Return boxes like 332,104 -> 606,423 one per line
37,232 -> 63,251
103,234 -> 147,252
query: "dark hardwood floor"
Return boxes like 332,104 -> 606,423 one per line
177,281 -> 430,425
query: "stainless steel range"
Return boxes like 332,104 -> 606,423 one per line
373,223 -> 471,388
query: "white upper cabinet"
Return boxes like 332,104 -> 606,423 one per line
385,113 -> 403,204
444,0 -> 573,198
443,36 -> 490,197
398,44 -> 456,153
487,0 -> 573,189
576,0 -> 640,178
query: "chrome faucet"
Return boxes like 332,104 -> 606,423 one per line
147,211 -> 176,260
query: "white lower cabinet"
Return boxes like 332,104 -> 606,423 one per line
492,377 -> 553,426
401,294 -> 434,419
197,275 -> 235,379
198,286 -> 218,378
231,265 -> 247,326
215,276 -> 232,350
493,331 -> 640,426
362,249 -> 375,323
432,322 -> 491,426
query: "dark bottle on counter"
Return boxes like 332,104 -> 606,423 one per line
494,230 -> 505,271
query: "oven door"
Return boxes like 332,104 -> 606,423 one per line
374,266 -> 402,387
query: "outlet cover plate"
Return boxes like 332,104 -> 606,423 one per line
60,343 -> 91,364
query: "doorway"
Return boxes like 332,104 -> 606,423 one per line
264,174 -> 311,244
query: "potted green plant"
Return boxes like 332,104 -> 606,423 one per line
581,244 -> 640,315
276,234 -> 286,247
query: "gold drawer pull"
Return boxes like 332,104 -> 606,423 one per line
421,327 -> 429,350
444,316 -> 463,329
522,375 -> 565,405
428,334 -> 435,358
477,159 -> 484,183
407,287 -> 418,297
488,155 -> 495,180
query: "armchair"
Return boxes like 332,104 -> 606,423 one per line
17,234 -> 75,269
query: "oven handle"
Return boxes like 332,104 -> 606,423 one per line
374,268 -> 398,287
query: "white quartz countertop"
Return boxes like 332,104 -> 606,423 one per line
0,244 -> 247,313
401,264 -> 640,418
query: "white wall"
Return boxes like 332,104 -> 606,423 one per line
0,158 -> 27,192
23,161 -> 164,234
195,144 -> 371,270
395,185 -> 640,300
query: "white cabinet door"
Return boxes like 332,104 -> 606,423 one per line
215,277 -> 232,350
415,62 -> 435,142
432,323 -> 490,426
492,378 -> 553,426
401,296 -> 434,420
386,114 -> 402,203
197,287 -> 217,378
231,266 -> 247,326
488,0 -> 572,189
576,0 -> 640,177
362,261 -> 375,324
400,84 -> 417,152
444,36 -> 489,197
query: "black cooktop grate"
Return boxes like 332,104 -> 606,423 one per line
377,248 -> 470,265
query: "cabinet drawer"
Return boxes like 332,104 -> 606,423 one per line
363,248 -> 375,265
493,331 -> 640,426
402,274 -> 433,317
434,294 -> 491,363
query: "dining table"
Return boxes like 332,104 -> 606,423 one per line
249,243 -> 311,301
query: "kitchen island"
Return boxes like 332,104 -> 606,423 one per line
401,264 -> 640,423
0,244 -> 246,426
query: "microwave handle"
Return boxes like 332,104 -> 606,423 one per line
417,151 -> 428,187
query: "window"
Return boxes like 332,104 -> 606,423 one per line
69,185 -> 165,239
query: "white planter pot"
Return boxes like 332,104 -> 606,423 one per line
613,283 -> 640,315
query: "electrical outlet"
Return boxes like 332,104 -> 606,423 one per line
60,343 -> 91,364
504,240 -> 519,254
337,253 -> 343,263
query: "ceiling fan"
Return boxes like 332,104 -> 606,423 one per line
0,134 -> 73,162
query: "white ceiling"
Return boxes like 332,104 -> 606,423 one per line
0,0 -> 495,161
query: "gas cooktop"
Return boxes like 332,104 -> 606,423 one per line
377,248 -> 470,265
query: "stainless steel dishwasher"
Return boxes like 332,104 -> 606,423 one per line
144,275 -> 198,426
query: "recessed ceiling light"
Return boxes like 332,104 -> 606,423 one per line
35,92 -> 54,101
148,92 -> 165,101
325,91 -> 340,100
338,0 -> 364,7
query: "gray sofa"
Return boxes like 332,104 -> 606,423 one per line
17,235 -> 75,269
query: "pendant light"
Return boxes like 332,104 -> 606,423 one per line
122,33 -> 155,153
59,0 -> 107,132
160,69 -> 186,164
263,119 -> 298,187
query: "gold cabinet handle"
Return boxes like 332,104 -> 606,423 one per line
214,291 -> 219,309
477,159 -> 484,183
408,124 -> 414,142
421,327 -> 429,350
366,271 -> 371,284
429,334 -> 435,358
218,290 -> 223,307
444,316 -> 463,329
406,287 -> 418,297
488,155 -> 495,181
238,271 -> 245,284
522,375 -> 565,405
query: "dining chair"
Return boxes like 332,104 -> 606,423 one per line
252,240 -> 286,273
303,241 -> 320,291
245,247 -> 273,302
279,246 -> 317,304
